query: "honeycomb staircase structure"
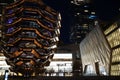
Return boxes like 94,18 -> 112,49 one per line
2,0 -> 61,76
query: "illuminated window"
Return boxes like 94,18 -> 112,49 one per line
104,23 -> 117,35
106,28 -> 120,48
71,1 -> 74,3
112,48 -> 120,56
78,0 -> 84,1
83,24 -> 88,28
44,53 -> 73,76
111,64 -> 120,76
91,12 -> 95,14
7,18 -> 13,24
77,13 -> 80,15
105,23 -> 120,76
84,10 -> 89,12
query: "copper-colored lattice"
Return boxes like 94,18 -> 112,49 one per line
2,0 -> 61,76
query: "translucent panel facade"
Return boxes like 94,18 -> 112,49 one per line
80,20 -> 120,76
80,24 -> 111,75
2,0 -> 61,76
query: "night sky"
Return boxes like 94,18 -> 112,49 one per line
93,0 -> 120,21
42,0 -> 120,44
43,0 -> 72,43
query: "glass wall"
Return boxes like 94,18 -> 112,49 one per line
106,28 -> 120,48
84,64 -> 97,76
104,22 -> 120,76
45,53 -> 73,76
111,47 -> 120,76
104,23 -> 117,35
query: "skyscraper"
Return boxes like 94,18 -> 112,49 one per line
69,0 -> 97,76
70,0 -> 96,43
2,0 -> 61,76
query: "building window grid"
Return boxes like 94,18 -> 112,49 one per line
104,23 -> 117,35
112,48 -> 120,56
107,29 -> 120,48
105,23 -> 120,76
112,55 -> 120,63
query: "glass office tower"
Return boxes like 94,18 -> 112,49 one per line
2,0 -> 61,76
70,0 -> 96,43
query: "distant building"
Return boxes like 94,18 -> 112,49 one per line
69,0 -> 97,76
2,0 -> 61,76
70,0 -> 97,43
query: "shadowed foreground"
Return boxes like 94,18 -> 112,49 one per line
1,76 -> 120,80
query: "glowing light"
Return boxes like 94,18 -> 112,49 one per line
5,71 -> 9,80
55,29 -> 60,35
91,12 -> 96,14
57,29 -> 60,34
53,54 -> 72,59
77,13 -> 80,15
84,5 -> 88,7
84,10 -> 89,12
49,45 -> 57,49
71,1 -> 74,3
119,28 -> 120,32
88,15 -> 97,19
55,37 -> 59,41
7,18 -> 13,24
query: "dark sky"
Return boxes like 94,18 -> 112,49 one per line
43,0 -> 72,43
93,0 -> 120,21
42,0 -> 120,44
2,0 -> 119,43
